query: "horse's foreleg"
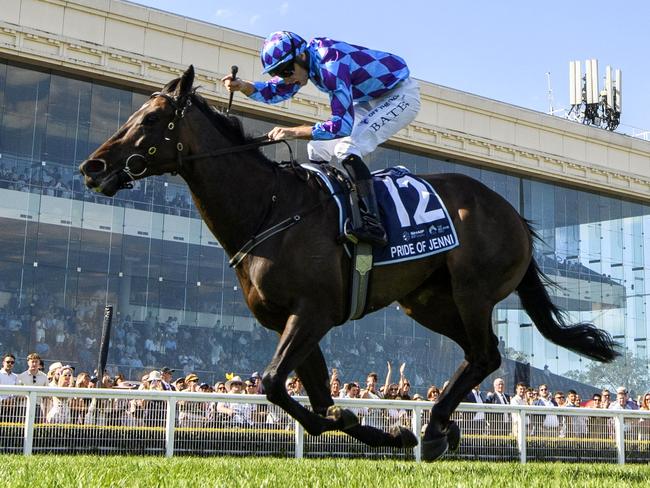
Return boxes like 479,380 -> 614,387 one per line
262,313 -> 346,436
295,346 -> 417,449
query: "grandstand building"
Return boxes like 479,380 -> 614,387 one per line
0,0 -> 648,391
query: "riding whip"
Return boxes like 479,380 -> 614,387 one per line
227,65 -> 238,114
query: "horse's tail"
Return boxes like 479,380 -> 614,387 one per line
516,258 -> 620,363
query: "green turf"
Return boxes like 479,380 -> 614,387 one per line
1,455 -> 648,487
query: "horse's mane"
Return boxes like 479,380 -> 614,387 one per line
190,92 -> 251,146
162,77 -> 255,148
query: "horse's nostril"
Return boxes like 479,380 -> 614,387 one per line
81,159 -> 106,176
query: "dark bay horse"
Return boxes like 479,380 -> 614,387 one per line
79,66 -> 618,460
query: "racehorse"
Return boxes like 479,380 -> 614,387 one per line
79,66 -> 618,460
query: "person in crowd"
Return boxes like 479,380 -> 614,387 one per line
586,392 -> 608,439
553,391 -> 566,407
426,385 -> 440,404
284,377 -> 296,396
69,372 -> 93,424
564,390 -> 587,437
534,384 -> 559,435
160,367 -> 175,391
17,352 -> 48,387
0,353 -> 18,422
330,377 -> 342,398
609,386 -> 638,411
584,392 -> 601,408
510,382 -> 528,437
608,386 -> 639,438
638,391 -> 650,440
599,389 -> 612,409
640,392 -> 650,412
361,372 -> 383,399
330,368 -> 343,398
47,362 -> 63,386
462,385 -> 487,434
216,376 -> 255,427
291,376 -> 304,396
244,379 -> 257,395
222,31 -> 421,246
398,372 -> 412,401
215,381 -> 227,393
45,366 -> 74,424
525,387 -> 537,405
142,370 -> 166,427
486,377 -> 511,436
178,373 -> 206,427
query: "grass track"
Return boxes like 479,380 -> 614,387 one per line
1,455 -> 649,487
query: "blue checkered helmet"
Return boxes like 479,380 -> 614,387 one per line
260,31 -> 307,74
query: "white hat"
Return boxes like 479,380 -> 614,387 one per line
226,375 -> 243,389
48,361 -> 63,374
148,370 -> 162,381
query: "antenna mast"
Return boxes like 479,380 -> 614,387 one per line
545,72 -> 554,115
568,59 -> 622,131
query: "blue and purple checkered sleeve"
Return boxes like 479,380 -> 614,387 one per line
249,79 -> 301,104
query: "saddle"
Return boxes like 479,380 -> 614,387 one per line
300,162 -> 460,321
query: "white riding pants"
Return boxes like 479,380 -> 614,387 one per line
307,77 -> 421,164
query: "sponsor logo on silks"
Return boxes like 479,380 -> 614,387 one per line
371,167 -> 459,266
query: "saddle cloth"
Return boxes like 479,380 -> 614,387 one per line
301,164 -> 459,266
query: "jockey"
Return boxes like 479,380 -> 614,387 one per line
222,31 -> 421,247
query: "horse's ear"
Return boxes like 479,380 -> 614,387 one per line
177,65 -> 195,97
161,78 -> 180,94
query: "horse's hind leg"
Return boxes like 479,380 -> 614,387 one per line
296,347 -> 418,448
401,285 -> 501,461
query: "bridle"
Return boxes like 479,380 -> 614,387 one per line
112,90 -> 290,190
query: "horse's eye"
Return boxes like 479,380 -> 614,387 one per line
143,113 -> 159,125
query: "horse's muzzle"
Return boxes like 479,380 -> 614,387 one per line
79,158 -> 120,196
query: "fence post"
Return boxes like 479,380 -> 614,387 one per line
412,405 -> 422,462
294,418 -> 304,459
613,413 -> 625,465
516,409 -> 527,464
165,397 -> 177,458
23,391 -> 37,456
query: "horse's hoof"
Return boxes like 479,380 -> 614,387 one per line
390,425 -> 418,449
446,421 -> 461,451
326,405 -> 359,430
421,436 -> 448,462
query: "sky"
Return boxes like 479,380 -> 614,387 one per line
130,1 -> 650,137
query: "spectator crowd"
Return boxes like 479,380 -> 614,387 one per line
1,352 -> 649,442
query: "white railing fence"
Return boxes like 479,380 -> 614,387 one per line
1,386 -> 649,463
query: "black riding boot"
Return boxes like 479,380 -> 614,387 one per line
342,155 -> 388,247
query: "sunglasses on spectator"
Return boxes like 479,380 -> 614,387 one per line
4,360 -> 15,364
556,396 -> 565,399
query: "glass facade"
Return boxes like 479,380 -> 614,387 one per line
0,61 -> 648,389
